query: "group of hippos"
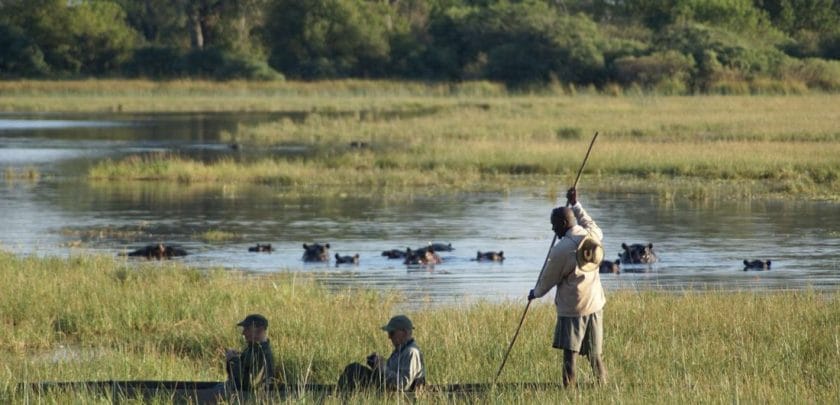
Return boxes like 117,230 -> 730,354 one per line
120,242 -> 771,272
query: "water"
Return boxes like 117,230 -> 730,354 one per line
2,113 -> 839,307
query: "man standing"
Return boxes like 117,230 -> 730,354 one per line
529,188 -> 607,387
338,314 -> 426,392
225,313 -> 276,393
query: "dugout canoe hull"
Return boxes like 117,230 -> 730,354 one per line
25,380 -> 560,398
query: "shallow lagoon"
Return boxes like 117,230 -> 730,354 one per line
2,113 -> 838,306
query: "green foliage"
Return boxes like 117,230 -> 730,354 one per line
1,0 -> 840,89
781,57 -> 840,90
613,50 -> 695,91
265,0 -> 391,78
0,22 -> 50,77
182,48 -> 282,80
121,46 -> 184,78
431,2 -> 608,85
122,46 -> 282,80
655,22 -> 794,90
0,0 -> 139,76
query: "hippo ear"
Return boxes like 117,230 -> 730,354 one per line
335,253 -> 340,259
621,243 -> 628,250
648,243 -> 653,249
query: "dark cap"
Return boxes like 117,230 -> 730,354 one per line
381,315 -> 413,332
237,314 -> 268,329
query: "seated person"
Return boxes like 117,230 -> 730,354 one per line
200,313 -> 276,402
338,315 -> 426,392
225,313 -> 275,392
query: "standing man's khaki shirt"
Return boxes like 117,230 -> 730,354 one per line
532,202 -> 606,317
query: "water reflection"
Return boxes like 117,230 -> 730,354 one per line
1,112 -> 839,307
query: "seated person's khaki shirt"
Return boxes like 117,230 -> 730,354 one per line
383,338 -> 425,391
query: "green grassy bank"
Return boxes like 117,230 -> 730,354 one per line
2,80 -> 839,199
2,251 -> 837,403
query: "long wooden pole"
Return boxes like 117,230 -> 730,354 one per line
493,132 -> 599,384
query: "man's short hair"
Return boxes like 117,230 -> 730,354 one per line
551,206 -> 576,228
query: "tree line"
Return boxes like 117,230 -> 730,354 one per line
2,0 -> 840,92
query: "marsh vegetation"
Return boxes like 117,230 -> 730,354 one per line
60,83 -> 840,200
2,252 -> 837,403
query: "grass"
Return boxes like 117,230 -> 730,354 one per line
3,167 -> 40,183
2,80 -> 839,199
2,251 -> 838,403
196,229 -> 240,243
90,92 -> 840,200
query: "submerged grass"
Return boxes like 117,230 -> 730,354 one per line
2,251 -> 838,403
3,167 -> 40,183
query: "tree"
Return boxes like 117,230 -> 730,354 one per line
0,0 -> 139,76
265,0 -> 391,78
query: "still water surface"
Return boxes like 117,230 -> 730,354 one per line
2,114 -> 838,307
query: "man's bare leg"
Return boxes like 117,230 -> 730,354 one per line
563,349 -> 576,388
590,353 -> 607,385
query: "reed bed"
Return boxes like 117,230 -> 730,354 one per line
90,93 -> 840,199
2,252 -> 837,403
2,167 -> 40,183
3,80 -> 839,198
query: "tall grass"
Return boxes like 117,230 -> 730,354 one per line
3,166 -> 40,182
3,80 -> 839,198
91,93 -> 840,199
2,252 -> 838,403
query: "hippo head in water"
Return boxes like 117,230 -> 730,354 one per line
381,248 -> 408,259
599,260 -> 620,274
125,243 -> 187,260
475,250 -> 504,262
302,243 -> 330,262
248,243 -> 274,252
335,253 -> 360,265
404,248 -> 442,266
619,243 -> 657,264
743,259 -> 771,271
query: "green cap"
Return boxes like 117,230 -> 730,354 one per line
381,315 -> 413,332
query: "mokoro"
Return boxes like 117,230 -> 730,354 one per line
24,380 -> 561,397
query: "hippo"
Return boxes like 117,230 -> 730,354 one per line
335,253 -> 360,265
417,242 -> 454,252
302,243 -> 330,262
248,243 -> 274,253
618,243 -> 657,264
404,248 -> 442,266
474,250 -> 504,262
381,248 -> 409,259
124,243 -> 187,260
743,259 -> 771,271
599,260 -> 620,274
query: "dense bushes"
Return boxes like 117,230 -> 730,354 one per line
123,47 -> 282,80
2,0 -> 840,90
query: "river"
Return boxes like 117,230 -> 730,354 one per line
2,113 -> 838,307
